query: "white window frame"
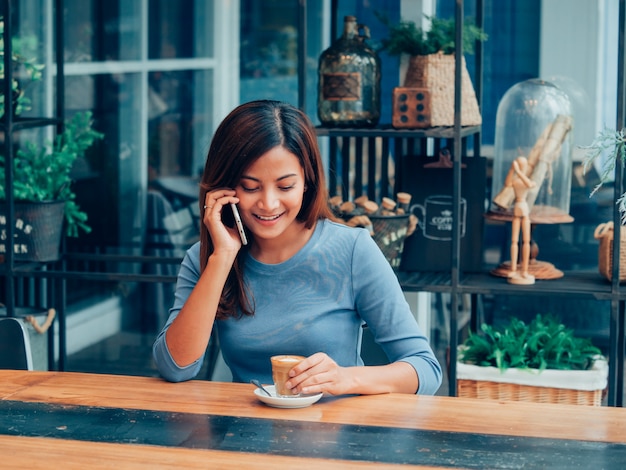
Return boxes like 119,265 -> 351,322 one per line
42,0 -> 240,184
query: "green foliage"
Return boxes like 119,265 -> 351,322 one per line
0,112 -> 104,237
376,14 -> 487,56
459,314 -> 602,372
0,19 -> 45,117
581,127 -> 626,223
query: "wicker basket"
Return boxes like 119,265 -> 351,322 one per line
369,214 -> 410,269
594,221 -> 626,281
456,358 -> 608,406
0,201 -> 65,262
401,53 -> 482,127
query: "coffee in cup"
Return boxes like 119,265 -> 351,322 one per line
271,355 -> 305,397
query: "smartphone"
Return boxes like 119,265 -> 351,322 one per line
230,203 -> 248,245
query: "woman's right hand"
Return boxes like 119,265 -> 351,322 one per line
203,188 -> 243,253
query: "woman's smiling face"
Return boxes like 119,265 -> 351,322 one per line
236,146 -> 306,243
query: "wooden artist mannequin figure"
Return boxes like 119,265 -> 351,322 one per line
506,156 -> 536,285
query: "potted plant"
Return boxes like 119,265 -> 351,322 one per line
0,111 -> 104,261
457,314 -> 608,406
582,127 -> 626,209
377,14 -> 487,128
378,15 -> 487,69
582,127 -> 626,280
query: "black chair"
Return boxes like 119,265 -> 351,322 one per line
0,318 -> 34,370
360,324 -> 389,366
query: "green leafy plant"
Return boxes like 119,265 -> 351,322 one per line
0,111 -> 104,237
581,127 -> 626,223
376,14 -> 487,56
0,18 -> 45,117
459,314 -> 602,372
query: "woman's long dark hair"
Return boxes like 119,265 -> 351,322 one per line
199,100 -> 333,319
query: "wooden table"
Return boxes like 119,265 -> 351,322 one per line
2,371 -> 626,469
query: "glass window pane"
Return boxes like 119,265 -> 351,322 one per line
65,73 -> 143,251
148,69 -> 213,180
65,0 -> 142,62
148,0 -> 212,59
240,0 -> 299,103
437,0 -> 540,147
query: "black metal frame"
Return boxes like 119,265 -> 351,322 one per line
0,0 -> 64,370
309,0 -> 626,406
0,0 -> 194,372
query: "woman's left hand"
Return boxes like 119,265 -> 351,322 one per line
285,352 -> 352,396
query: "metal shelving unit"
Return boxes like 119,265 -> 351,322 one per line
311,0 -> 481,398
0,0 -> 204,373
0,0 -> 64,370
306,0 -> 626,406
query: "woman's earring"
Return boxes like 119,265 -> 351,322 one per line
304,185 -> 308,192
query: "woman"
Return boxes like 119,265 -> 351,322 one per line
153,100 -> 442,396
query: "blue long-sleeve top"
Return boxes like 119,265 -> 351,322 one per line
153,219 -> 442,395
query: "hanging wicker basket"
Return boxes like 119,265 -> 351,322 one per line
594,221 -> 626,281
0,201 -> 65,262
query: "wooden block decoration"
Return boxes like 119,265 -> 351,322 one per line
392,87 -> 431,129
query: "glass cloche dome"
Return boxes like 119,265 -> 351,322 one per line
489,78 -> 574,223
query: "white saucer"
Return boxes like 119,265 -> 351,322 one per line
254,385 -> 323,408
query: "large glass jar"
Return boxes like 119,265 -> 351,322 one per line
489,78 -> 574,223
317,16 -> 381,127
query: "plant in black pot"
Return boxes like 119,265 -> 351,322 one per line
0,112 -> 104,261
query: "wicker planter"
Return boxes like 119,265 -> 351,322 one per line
0,201 -> 65,262
457,357 -> 608,406
392,53 -> 482,128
